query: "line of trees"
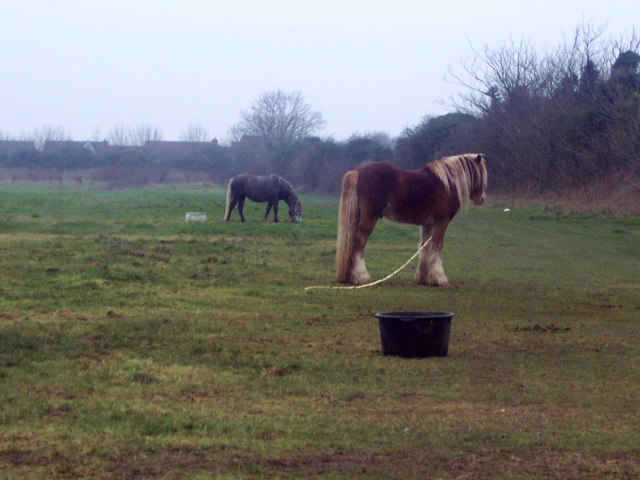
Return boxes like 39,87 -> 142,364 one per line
2,26 -> 639,197
0,89 -> 395,191
0,132 -> 394,192
456,27 -> 640,192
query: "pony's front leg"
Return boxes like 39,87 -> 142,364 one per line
416,222 -> 450,287
264,201 -> 279,222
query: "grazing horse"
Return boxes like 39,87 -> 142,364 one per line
224,174 -> 302,223
335,154 -> 487,286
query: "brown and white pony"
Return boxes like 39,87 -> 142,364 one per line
335,154 -> 487,286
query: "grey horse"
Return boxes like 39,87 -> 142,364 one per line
223,174 -> 302,223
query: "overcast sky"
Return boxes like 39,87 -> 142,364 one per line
1,0 -> 637,143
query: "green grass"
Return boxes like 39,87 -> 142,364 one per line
1,184 -> 639,479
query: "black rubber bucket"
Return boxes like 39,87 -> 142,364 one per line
375,311 -> 454,358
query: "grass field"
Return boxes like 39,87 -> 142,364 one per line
1,184 -> 639,479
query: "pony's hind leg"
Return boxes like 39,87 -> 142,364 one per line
264,202 -> 273,221
225,198 -> 238,221
416,222 -> 450,287
237,197 -> 246,222
350,212 -> 378,285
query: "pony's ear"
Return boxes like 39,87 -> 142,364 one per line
474,154 -> 485,163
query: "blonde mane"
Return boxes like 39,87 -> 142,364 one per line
427,154 -> 487,209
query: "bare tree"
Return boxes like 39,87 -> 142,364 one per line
130,123 -> 162,145
229,90 -> 325,146
108,124 -> 131,146
33,125 -> 69,150
447,37 -> 562,115
90,127 -> 105,142
445,22 -> 640,192
180,123 -> 210,142
108,123 -> 162,146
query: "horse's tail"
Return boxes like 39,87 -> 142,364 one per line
335,170 -> 359,283
223,177 -> 233,220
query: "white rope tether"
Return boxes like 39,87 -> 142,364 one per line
304,236 -> 432,291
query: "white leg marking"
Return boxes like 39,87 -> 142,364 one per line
426,248 -> 448,286
351,252 -> 372,285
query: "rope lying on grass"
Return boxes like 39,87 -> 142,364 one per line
304,236 -> 432,291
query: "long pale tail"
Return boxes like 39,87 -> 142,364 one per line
223,178 -> 233,220
335,170 -> 359,283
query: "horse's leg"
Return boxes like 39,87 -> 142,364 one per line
350,210 -> 378,285
272,201 -> 279,222
416,224 -> 433,283
238,197 -> 246,222
264,202 -> 273,221
225,196 -> 239,221
417,220 -> 450,286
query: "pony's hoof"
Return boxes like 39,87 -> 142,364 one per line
350,274 -> 372,285
417,278 -> 450,287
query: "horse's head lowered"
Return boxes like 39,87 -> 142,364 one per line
289,200 -> 302,223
